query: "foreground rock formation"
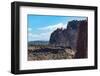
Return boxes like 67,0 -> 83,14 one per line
49,20 -> 88,58
75,20 -> 88,58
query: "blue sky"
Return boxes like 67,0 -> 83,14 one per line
28,14 -> 87,41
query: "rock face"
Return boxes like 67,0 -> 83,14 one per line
49,28 -> 68,46
75,20 -> 88,58
49,20 -> 88,58
49,20 -> 79,48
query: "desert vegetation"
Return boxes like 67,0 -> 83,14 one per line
28,45 -> 76,60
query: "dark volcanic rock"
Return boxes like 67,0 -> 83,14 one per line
49,28 -> 68,46
75,20 -> 88,58
49,20 -> 88,58
65,20 -> 79,48
49,20 -> 79,48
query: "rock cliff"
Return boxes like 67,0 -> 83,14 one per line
49,20 -> 88,58
49,20 -> 79,48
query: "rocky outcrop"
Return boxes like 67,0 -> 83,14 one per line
75,20 -> 88,58
49,20 -> 79,48
49,28 -> 68,46
49,20 -> 88,58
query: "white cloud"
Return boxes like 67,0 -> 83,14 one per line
28,32 -> 50,41
28,22 -> 67,41
29,32 -> 39,38
28,27 -> 32,31
38,22 -> 66,31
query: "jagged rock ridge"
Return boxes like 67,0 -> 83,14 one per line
49,20 -> 88,58
49,20 -> 80,48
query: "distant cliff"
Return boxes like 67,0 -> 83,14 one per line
49,20 -> 88,58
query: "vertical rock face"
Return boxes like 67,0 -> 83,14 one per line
65,20 -> 79,49
49,20 -> 79,48
49,28 -> 69,47
49,28 -> 67,46
49,20 -> 88,58
75,20 -> 88,58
